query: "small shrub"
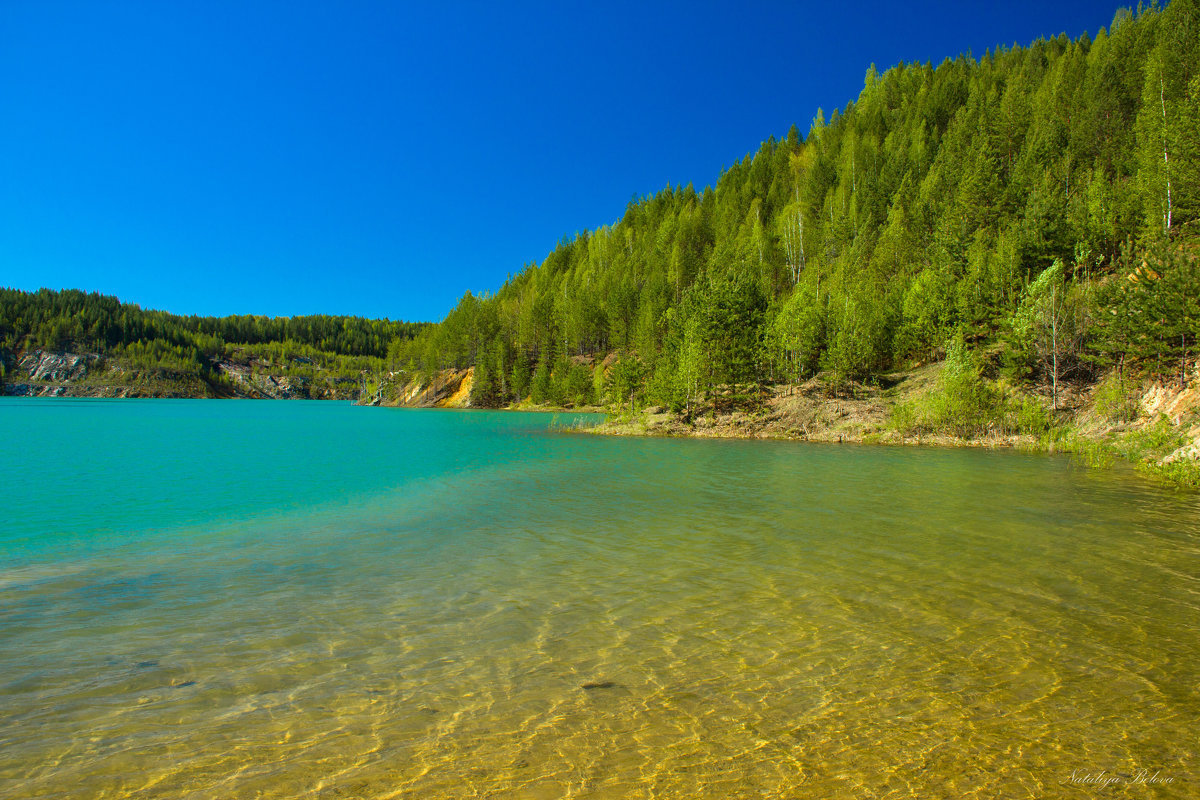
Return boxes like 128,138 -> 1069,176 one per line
1123,415 -> 1185,458
1092,372 -> 1139,423
1060,433 -> 1116,467
887,337 -> 1006,438
887,400 -> 919,434
1146,459 -> 1200,489
929,336 -> 1003,437
1011,396 -> 1053,437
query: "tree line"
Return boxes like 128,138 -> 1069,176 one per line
4,3 -> 1196,406
0,287 -> 428,380
390,1 -> 1198,409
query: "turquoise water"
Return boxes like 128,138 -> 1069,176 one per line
1,398 -> 1198,798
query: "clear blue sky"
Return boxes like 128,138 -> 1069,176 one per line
2,0 -> 1128,322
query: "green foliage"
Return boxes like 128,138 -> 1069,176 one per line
1059,413 -> 1199,489
825,295 -> 892,384
891,336 -> 1003,436
1011,395 -> 1055,437
592,358 -> 610,404
1149,458 -> 1200,490
11,7 -> 1199,406
0,287 -> 424,390
470,340 -> 510,408
383,10 -> 1199,405
530,358 -> 554,405
222,340 -> 382,381
1092,371 -> 1140,422
510,354 -> 532,401
766,287 -> 825,381
1094,245 -> 1200,383
118,340 -> 205,376
1122,413 -> 1186,455
608,352 -> 646,409
686,270 -> 769,386
1135,0 -> 1200,238
1007,259 -> 1092,406
890,335 -> 1059,439
0,287 -> 424,359
560,362 -> 595,407
1057,431 -> 1117,468
896,267 -> 954,361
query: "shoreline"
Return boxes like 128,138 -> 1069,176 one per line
6,353 -> 1197,489
578,366 -> 1200,491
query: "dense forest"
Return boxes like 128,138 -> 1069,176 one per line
0,287 -> 426,385
390,1 -> 1199,411
3,3 -> 1197,412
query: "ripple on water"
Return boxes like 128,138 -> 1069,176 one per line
0,404 -> 1198,798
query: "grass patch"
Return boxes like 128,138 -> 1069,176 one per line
887,337 -> 1053,440
1091,372 -> 1140,423
1052,414 -> 1199,489
1145,459 -> 1200,489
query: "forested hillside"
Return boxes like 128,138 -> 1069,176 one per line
394,1 -> 1199,411
0,288 -> 426,394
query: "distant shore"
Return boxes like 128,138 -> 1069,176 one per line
1,349 -> 361,401
6,349 -> 1196,489
357,359 -> 1200,490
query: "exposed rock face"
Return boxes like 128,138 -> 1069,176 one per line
215,362 -> 362,400
1163,429 -> 1200,465
1141,373 -> 1200,425
216,363 -> 311,399
20,351 -> 99,382
1,349 -> 362,400
3,381 -> 144,398
3,351 -> 114,396
1139,364 -> 1200,467
401,368 -> 472,407
359,368 -> 473,408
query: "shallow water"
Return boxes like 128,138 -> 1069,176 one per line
1,398 -> 1197,798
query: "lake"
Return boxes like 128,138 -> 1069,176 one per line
1,398 -> 1197,798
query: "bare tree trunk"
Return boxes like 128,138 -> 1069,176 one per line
783,215 -> 798,285
798,209 -> 805,284
1161,77 -> 1172,234
1182,333 -> 1188,389
1051,284 -> 1059,411
782,195 -> 807,287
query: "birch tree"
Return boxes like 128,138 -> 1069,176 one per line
780,200 -> 806,287
1012,260 -> 1087,410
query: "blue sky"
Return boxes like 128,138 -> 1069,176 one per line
2,0 -> 1128,322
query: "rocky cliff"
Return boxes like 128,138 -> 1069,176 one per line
1,350 -> 187,398
357,368 -> 473,408
1,349 -> 364,400
215,360 -> 360,400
